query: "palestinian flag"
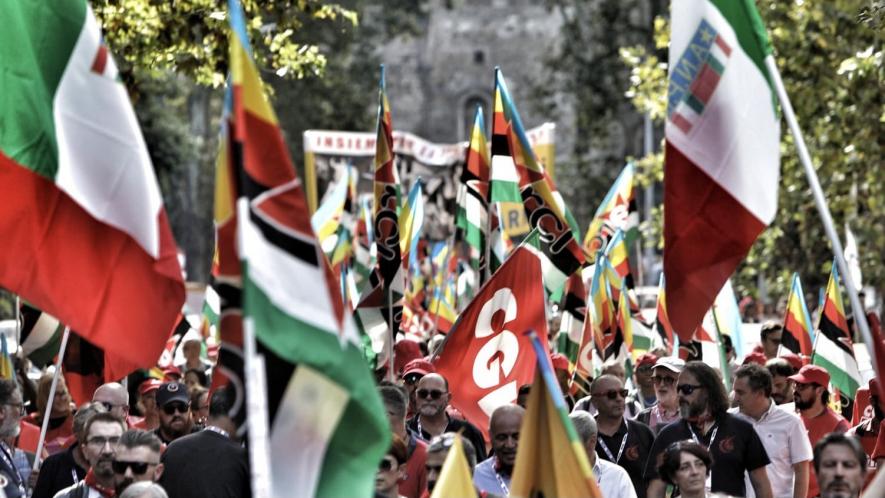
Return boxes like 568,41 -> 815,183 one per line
653,274 -> 675,354
455,106 -> 492,283
510,332 -> 603,498
557,271 -> 587,377
583,163 -> 639,262
603,230 -> 643,320
0,1 -> 184,369
18,303 -> 65,367
227,5 -> 388,496
812,263 -> 862,403
664,0 -> 780,341
781,273 -> 813,359
491,69 -> 584,293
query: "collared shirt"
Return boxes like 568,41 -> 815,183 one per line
473,457 -> 509,496
595,418 -> 655,498
644,413 -> 770,497
636,403 -> 680,434
594,458 -> 637,498
731,401 -> 813,498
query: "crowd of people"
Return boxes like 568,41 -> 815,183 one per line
374,320 -> 885,498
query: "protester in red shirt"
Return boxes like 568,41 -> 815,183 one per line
379,384 -> 427,498
790,364 -> 850,497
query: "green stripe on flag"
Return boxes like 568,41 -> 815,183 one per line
708,0 -> 775,92
0,1 -> 86,179
707,57 -> 725,74
243,274 -> 389,497
812,353 -> 861,400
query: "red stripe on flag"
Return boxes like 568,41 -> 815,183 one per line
671,112 -> 693,134
663,142 -> 765,340
0,152 -> 184,369
91,45 -> 108,75
714,36 -> 732,56
690,64 -> 722,104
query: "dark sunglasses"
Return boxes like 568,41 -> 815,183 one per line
378,456 -> 397,472
652,376 -> 677,386
676,384 -> 705,395
592,389 -> 629,400
417,389 -> 446,400
403,374 -> 423,385
112,460 -> 155,475
162,402 -> 189,415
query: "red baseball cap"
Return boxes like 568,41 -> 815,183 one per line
139,379 -> 162,396
635,353 -> 659,368
778,351 -> 804,371
742,351 -> 768,366
402,359 -> 435,378
550,353 -> 570,372
789,364 -> 830,387
162,365 -> 182,380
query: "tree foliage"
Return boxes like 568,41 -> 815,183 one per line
621,1 -> 883,305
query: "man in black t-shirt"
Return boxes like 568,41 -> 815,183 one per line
591,374 -> 655,498
644,361 -> 773,498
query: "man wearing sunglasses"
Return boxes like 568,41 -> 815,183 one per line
112,429 -> 163,494
644,361 -> 773,498
54,412 -> 126,498
636,357 -> 684,434
159,387 -> 249,498
152,383 -> 195,445
93,383 -> 138,429
400,359 -> 435,419
590,374 -> 655,498
406,373 -> 487,462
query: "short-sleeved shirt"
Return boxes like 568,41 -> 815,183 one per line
801,407 -> 850,498
643,413 -> 770,497
473,457 -> 510,495
595,458 -> 637,498
730,402 -> 813,498
596,418 -> 655,498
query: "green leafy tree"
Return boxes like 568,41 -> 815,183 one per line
622,1 -> 883,307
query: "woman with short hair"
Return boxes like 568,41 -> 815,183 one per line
657,440 -> 713,498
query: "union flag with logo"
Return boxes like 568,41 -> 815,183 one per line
434,232 -> 549,437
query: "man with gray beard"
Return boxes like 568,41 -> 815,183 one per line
643,361 -> 773,498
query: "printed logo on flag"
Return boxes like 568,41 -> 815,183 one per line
667,19 -> 733,134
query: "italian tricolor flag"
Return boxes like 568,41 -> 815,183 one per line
0,2 -> 184,367
664,0 -> 780,339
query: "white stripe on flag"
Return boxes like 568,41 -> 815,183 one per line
491,155 -> 520,182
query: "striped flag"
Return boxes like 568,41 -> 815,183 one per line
0,0 -> 185,369
491,69 -> 585,293
455,106 -> 492,283
812,263 -> 862,403
510,332 -> 603,498
0,336 -> 14,381
557,271 -> 587,377
583,163 -> 639,262
311,166 -> 352,253
664,0 -> 781,342
18,303 -> 65,367
781,273 -> 814,359
603,230 -> 643,320
399,179 -> 425,273
227,4 -> 389,495
653,274 -> 675,354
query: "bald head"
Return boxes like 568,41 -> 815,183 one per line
93,382 -> 130,419
489,404 -> 524,471
417,373 -> 448,392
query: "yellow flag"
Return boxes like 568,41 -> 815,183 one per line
430,436 -> 478,498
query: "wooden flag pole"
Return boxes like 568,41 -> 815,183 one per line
243,317 -> 271,498
13,296 -> 20,353
764,56 -> 875,374
33,326 -> 70,471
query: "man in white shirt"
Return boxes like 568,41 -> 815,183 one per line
731,363 -> 812,498
569,411 -> 637,498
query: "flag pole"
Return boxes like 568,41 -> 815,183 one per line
13,296 -> 20,353
243,317 -> 272,498
387,286 -> 395,382
764,55 -> 876,377
33,326 -> 70,471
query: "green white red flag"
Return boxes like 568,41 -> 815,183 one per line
0,1 -> 184,369
664,0 -> 780,342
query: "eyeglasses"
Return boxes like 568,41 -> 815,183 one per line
416,389 -> 446,400
98,401 -> 123,412
87,436 -> 121,448
652,376 -> 677,386
162,402 -> 189,415
4,402 -> 25,416
112,460 -> 157,475
378,456 -> 397,472
676,384 -> 705,395
592,389 -> 629,400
